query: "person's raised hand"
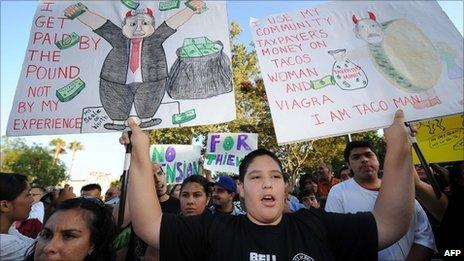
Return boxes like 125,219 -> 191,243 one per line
55,184 -> 76,205
383,110 -> 410,151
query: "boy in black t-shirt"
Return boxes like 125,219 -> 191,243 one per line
125,110 -> 415,260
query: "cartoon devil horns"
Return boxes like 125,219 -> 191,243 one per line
352,11 -> 376,24
126,8 -> 153,18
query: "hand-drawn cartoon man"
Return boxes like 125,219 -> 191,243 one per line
64,2 -> 206,130
350,12 -> 443,109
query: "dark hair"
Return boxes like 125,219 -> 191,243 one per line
298,189 -> 318,202
31,185 -> 46,193
169,183 -> 181,196
239,149 -> 283,182
26,197 -> 116,260
181,175 -> 211,196
338,165 -> 353,178
0,173 -> 29,201
318,162 -> 333,172
343,140 -> 376,162
81,183 -> 102,192
298,173 -> 317,192
449,161 -> 464,193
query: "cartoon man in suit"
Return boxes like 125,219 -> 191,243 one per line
65,2 -> 205,130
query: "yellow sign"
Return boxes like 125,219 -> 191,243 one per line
413,114 -> 464,164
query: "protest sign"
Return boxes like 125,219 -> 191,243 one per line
205,133 -> 258,173
251,1 -> 463,144
150,144 -> 202,183
7,0 -> 234,136
413,114 -> 463,164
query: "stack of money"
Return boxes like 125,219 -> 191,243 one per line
64,2 -> 88,20
121,0 -> 140,10
179,37 -> 222,58
159,1 -> 180,11
55,32 -> 80,50
172,109 -> 196,124
56,78 -> 86,102
185,0 -> 208,13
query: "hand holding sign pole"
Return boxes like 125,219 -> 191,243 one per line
117,131 -> 132,229
406,122 -> 442,200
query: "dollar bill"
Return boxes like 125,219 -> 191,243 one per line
56,78 -> 86,102
121,0 -> 140,10
172,109 -> 196,124
185,0 -> 208,14
309,75 -> 335,90
55,32 -> 80,50
65,2 -> 88,20
159,1 -> 180,11
180,44 -> 202,58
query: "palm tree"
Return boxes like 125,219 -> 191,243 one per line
49,138 -> 67,163
68,141 -> 84,176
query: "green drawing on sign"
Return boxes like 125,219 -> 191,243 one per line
55,32 -> 80,50
121,0 -> 140,10
56,78 -> 86,102
309,75 -> 335,90
185,0 -> 208,13
179,37 -> 221,58
159,1 -> 180,11
64,2 -> 87,20
172,109 -> 196,124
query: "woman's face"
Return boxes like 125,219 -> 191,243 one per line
34,209 -> 94,261
171,185 -> 181,199
180,182 -> 209,216
11,186 -> 33,221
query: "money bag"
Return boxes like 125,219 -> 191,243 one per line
329,49 -> 368,91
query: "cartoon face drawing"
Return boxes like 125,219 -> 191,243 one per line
353,12 -> 384,44
122,10 -> 155,38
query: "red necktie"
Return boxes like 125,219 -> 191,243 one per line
130,38 -> 142,73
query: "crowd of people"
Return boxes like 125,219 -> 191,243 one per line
1,111 -> 463,260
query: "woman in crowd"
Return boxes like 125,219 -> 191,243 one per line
169,183 -> 182,199
26,197 -> 116,260
126,110 -> 417,260
0,173 -> 35,260
179,175 -> 211,216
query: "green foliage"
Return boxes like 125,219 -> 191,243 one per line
110,179 -> 121,188
1,136 -> 68,186
49,138 -> 67,161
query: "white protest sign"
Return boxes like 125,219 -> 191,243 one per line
150,144 -> 202,183
205,133 -> 258,173
250,1 -> 463,145
7,0 -> 235,136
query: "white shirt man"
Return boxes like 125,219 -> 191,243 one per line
325,140 -> 436,260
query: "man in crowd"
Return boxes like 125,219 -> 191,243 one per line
210,176 -> 244,215
326,140 -> 436,260
104,186 -> 121,206
127,163 -> 180,260
16,185 -> 46,238
299,189 -> 320,209
80,183 -> 102,199
316,162 -> 340,197
339,165 -> 353,181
